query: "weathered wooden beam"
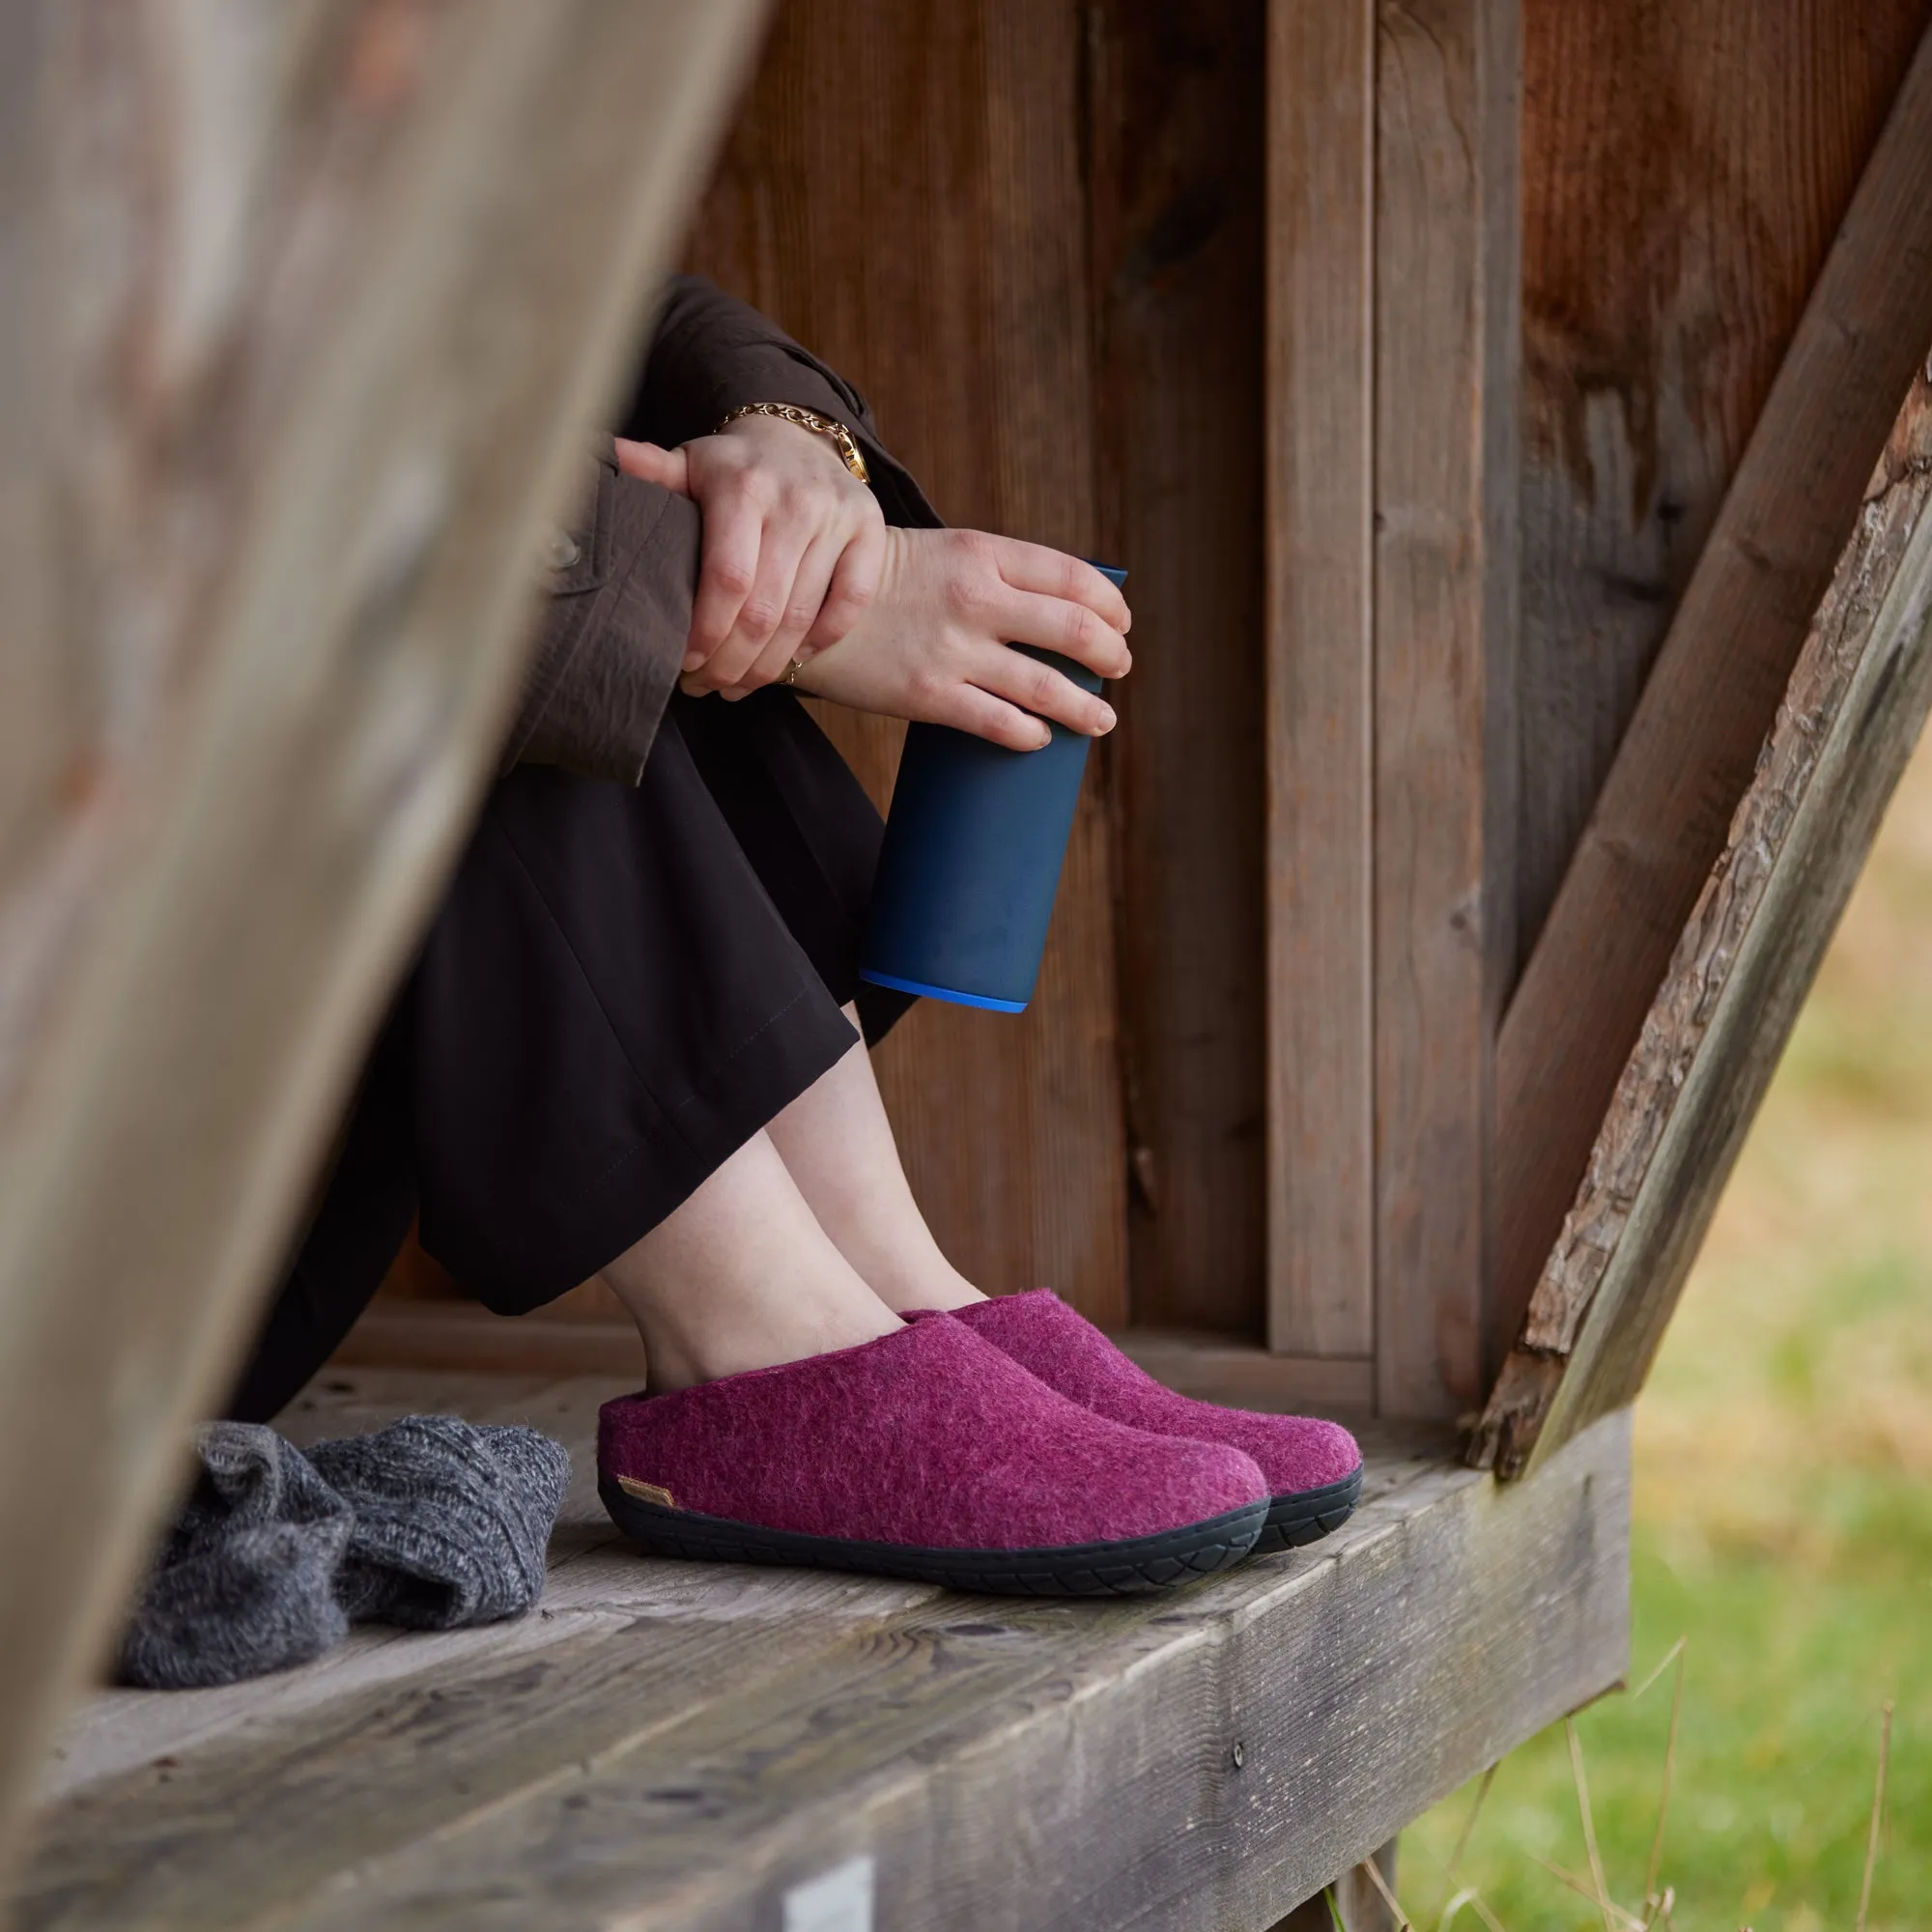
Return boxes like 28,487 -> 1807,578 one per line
1492,24 -> 1932,1358
15,1415 -> 1630,1931
0,0 -> 765,1877
1371,0 -> 1521,1417
1474,363 -> 1932,1477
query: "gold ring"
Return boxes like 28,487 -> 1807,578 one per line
781,656 -> 805,687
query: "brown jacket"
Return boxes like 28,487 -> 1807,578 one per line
503,275 -> 938,784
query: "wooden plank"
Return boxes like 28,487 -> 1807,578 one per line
1117,1334 -> 1374,1417
50,1371 -> 938,1801
337,1301 -> 651,1380
1492,25 -> 1932,1357
1085,5 -> 1268,1335
1514,0 -> 1932,971
1372,0 -> 1521,1417
0,1 -> 767,1873
680,0 -> 1128,1324
14,1419 -> 1628,1932
1264,0 -> 1378,1361
1474,365 -> 1932,1477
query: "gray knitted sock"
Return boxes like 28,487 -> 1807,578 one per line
117,1423 -> 353,1690
307,1416 -> 570,1630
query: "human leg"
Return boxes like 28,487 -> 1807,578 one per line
595,1125 -> 899,1392
761,1007 -> 981,1314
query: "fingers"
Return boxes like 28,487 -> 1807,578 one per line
965,576 -> 1133,682
983,535 -> 1130,632
688,514 -> 814,692
613,438 -> 691,495
684,491 -> 766,675
725,532 -> 843,696
926,682 -> 1056,752
972,643 -> 1118,738
802,522 -> 885,653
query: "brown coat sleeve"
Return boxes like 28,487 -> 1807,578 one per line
500,441 -> 699,784
618,274 -> 942,533
504,275 -> 941,784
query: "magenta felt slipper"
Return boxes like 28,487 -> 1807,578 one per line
596,1318 -> 1267,1595
927,1293 -> 1364,1553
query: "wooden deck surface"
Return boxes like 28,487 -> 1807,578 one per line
19,1371 -> 1630,1931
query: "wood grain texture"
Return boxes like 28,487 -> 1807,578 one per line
1264,0 -> 1378,1360
1086,3 -> 1268,1335
678,0 -> 1128,1321
337,1301 -> 651,1378
47,1367 -> 940,1803
0,0 -> 764,1875
1493,23 -> 1932,1358
1372,0 -> 1520,1417
17,1413 -> 1629,1932
1515,0 -> 1932,970
1475,366 -> 1932,1477
1118,1333 -> 1374,1417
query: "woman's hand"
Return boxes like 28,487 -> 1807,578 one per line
615,412 -> 885,696
786,526 -> 1131,750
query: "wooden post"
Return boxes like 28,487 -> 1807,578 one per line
1266,0 -> 1520,1418
0,0 -> 764,1876
1265,0 -> 1378,1368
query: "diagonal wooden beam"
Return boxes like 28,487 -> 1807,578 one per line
1491,25 -> 1932,1360
1473,363 -> 1932,1477
0,0 -> 765,1876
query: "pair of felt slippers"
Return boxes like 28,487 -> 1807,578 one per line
598,1290 -> 1363,1597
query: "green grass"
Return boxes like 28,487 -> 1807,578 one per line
1398,731 -> 1932,1932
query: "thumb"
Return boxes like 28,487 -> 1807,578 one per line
614,437 -> 692,497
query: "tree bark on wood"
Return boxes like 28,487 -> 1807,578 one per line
0,0 -> 765,1874
1474,360 -> 1932,1476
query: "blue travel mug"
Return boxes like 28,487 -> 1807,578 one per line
858,564 -> 1127,1012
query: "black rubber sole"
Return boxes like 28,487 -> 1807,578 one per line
1251,1463 -> 1365,1555
598,1476 -> 1269,1597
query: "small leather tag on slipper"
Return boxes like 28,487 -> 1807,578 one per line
616,1476 -> 677,1510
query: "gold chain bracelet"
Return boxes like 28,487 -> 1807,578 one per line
713,402 -> 869,484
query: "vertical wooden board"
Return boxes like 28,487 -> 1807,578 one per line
1372,0 -> 1520,1418
1087,3 -> 1267,1337
1264,0 -> 1377,1360
680,0 -> 1127,1320
1514,0 -> 1932,971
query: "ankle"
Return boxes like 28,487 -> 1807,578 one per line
867,1265 -> 985,1316
607,1271 -> 903,1393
